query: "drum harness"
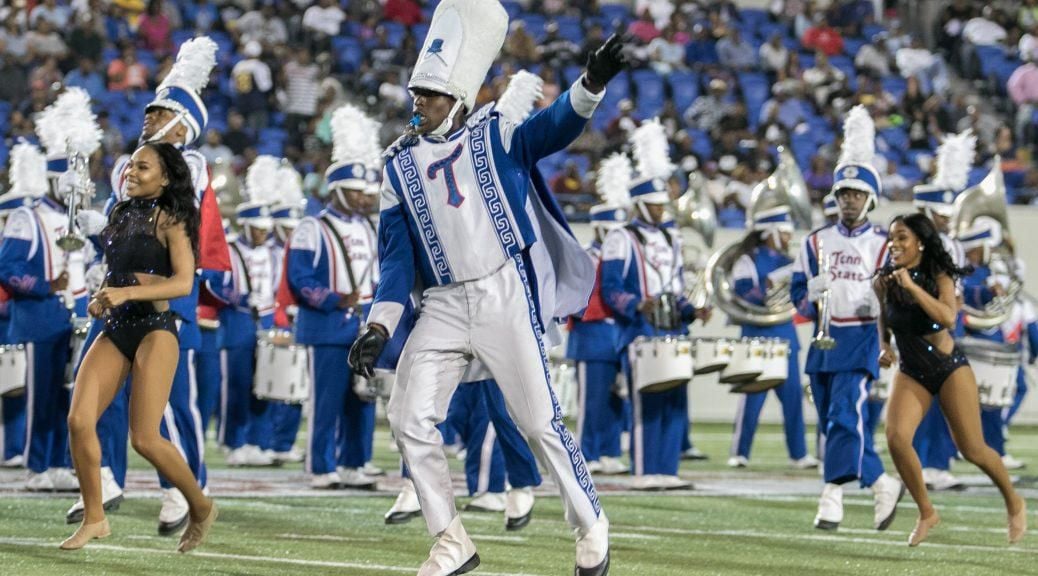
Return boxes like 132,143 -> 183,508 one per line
626,224 -> 681,332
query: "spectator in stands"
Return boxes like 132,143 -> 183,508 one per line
0,14 -> 29,64
302,0 -> 345,53
103,3 -> 134,48
138,0 -> 173,56
26,18 -> 68,61
231,40 -> 274,132
1008,60 -> 1038,145
280,46 -> 321,148
719,164 -> 753,228
68,12 -> 105,65
647,25 -> 688,74
107,43 -> 149,92
717,28 -> 757,71
536,67 -> 561,109
804,154 -> 834,202
96,111 -> 124,159
794,2 -> 816,41
504,21 -> 538,65
628,8 -> 661,44
235,1 -> 287,49
803,51 -> 845,109
29,55 -> 62,93
579,23 -> 606,65
550,160 -> 587,196
936,0 -> 975,62
759,32 -> 789,77
718,101 -> 752,141
760,80 -> 807,135
182,0 -> 220,33
854,37 -> 891,78
30,0 -> 71,30
384,0 -> 423,27
780,51 -> 804,82
684,78 -> 730,133
880,157 -> 911,201
957,104 -> 1000,149
222,111 -> 254,158
896,37 -> 950,95
605,99 -> 640,147
539,22 -> 580,69
0,40 -> 28,105
1021,0 -> 1038,30
963,7 -> 1008,47
825,0 -> 873,38
1020,22 -> 1038,62
801,13 -> 844,57
64,56 -> 106,101
200,129 -> 234,166
907,108 -> 938,151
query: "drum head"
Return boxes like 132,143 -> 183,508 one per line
718,371 -> 761,385
639,379 -> 688,394
731,378 -> 782,394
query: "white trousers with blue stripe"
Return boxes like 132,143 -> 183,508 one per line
388,256 -> 602,536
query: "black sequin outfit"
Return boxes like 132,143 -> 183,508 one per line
885,268 -> 969,395
99,197 -> 178,360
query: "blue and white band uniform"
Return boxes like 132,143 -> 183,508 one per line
600,219 -> 697,478
791,220 -> 888,487
370,78 -> 604,538
268,235 -> 303,454
288,206 -> 377,476
730,244 -> 809,462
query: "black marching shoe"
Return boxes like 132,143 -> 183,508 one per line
575,550 -> 609,576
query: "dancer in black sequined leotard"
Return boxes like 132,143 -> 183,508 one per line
876,213 -> 1026,548
62,143 -> 217,552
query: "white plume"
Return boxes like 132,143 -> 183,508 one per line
159,36 -> 218,94
837,105 -> 875,167
631,118 -> 675,180
496,70 -> 543,124
596,153 -> 633,208
244,155 -> 282,205
35,87 -> 102,157
330,104 -> 376,165
932,129 -> 977,192
8,142 -> 48,198
363,115 -> 383,171
276,161 -> 304,206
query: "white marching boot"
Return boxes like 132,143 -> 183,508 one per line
417,515 -> 480,576
814,483 -> 843,530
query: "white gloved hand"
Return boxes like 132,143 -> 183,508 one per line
76,209 -> 108,237
807,274 -> 831,303
85,263 -> 107,292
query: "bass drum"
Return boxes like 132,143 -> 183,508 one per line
959,337 -> 1019,408
631,336 -> 694,393
0,344 -> 27,397
253,330 -> 310,403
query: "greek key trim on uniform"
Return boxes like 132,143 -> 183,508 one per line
398,148 -> 453,284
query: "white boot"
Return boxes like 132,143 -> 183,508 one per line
598,456 -> 629,475
385,479 -> 421,525
464,491 -> 506,513
417,515 -> 479,576
505,487 -> 534,531
158,488 -> 189,536
871,473 -> 905,531
814,483 -> 843,530
575,514 -> 609,576
66,467 -> 124,523
49,468 -> 80,492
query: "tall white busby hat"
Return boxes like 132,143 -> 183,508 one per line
629,118 -> 675,205
271,161 -> 305,228
237,155 -> 281,230
832,105 -> 881,211
408,0 -> 508,114
2,142 -> 48,214
35,87 -> 102,181
913,129 -> 976,218
326,104 -> 381,193
146,37 -> 218,147
590,153 -> 631,230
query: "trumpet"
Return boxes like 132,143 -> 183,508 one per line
811,238 -> 836,350
56,144 -> 91,252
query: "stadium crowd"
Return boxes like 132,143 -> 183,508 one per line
0,0 -> 1037,226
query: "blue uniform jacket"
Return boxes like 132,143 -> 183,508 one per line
733,245 -> 800,351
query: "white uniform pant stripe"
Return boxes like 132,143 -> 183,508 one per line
304,346 -> 316,475
163,403 -> 188,461
730,393 -> 748,457
218,350 -> 229,447
575,362 -> 587,449
854,375 -> 868,476
21,343 -> 35,463
185,350 -> 205,462
631,370 -> 644,477
477,423 -> 497,495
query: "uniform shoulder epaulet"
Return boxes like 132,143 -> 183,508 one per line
872,225 -> 888,236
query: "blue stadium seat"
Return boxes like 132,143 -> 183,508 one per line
500,1 -> 522,20
562,64 -> 583,86
332,36 -> 365,73
381,21 -> 406,46
757,21 -> 787,43
518,14 -> 546,41
668,71 -> 700,112
739,9 -> 769,34
843,37 -> 865,57
0,142 -> 8,167
881,76 -> 907,100
632,69 -> 665,117
599,4 -> 631,26
898,163 -> 923,184
413,22 -> 430,46
879,126 -> 909,152
737,72 -> 769,128
172,29 -> 194,51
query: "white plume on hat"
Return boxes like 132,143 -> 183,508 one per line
276,162 -> 304,207
931,129 -> 977,192
35,87 -> 102,159
7,142 -> 48,199
596,153 -> 633,208
158,37 -> 217,95
362,114 -> 383,173
244,155 -> 282,205
330,104 -> 376,168
836,105 -> 875,168
496,70 -> 543,124
631,118 -> 675,181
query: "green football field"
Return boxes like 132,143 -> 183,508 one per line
1,422 -> 1036,575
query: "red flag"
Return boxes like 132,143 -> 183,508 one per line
274,240 -> 297,329
197,174 -> 231,272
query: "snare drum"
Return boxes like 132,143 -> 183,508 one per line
0,343 -> 27,397
631,336 -> 694,393
959,337 -> 1018,408
253,331 -> 310,403
731,338 -> 789,393
65,318 -> 92,389
693,337 -> 733,374
719,338 -> 765,384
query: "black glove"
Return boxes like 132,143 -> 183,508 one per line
348,324 -> 389,378
584,33 -> 629,90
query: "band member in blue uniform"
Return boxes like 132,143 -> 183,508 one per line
728,206 -> 814,469
791,105 -> 904,532
601,121 -> 707,491
63,142 -> 217,551
568,154 -> 630,476
289,104 -> 379,490
877,212 -> 1026,546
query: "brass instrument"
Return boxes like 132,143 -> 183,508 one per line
951,156 -> 1020,329
670,169 -> 717,248
705,146 -> 813,327
56,143 -> 91,252
811,238 -> 836,349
